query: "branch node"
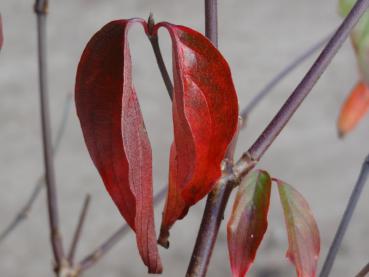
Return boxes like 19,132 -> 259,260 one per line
34,0 -> 48,15
147,12 -> 155,38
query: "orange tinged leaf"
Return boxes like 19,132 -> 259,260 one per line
154,23 -> 239,247
338,81 -> 369,137
75,20 -> 162,273
276,180 -> 320,277
227,170 -> 272,277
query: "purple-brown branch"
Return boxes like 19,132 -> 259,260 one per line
186,0 -> 369,276
34,0 -> 65,270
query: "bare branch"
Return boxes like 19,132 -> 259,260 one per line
34,0 -> 65,268
319,155 -> 369,277
0,94 -> 72,245
68,194 -> 91,265
187,1 -> 369,276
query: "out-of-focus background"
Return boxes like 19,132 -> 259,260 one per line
1,0 -> 369,276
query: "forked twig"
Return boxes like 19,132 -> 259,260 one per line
68,194 -> 91,264
319,155 -> 369,277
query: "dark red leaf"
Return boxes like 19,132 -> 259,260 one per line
154,23 -> 239,246
338,81 -> 369,137
75,19 -> 162,273
227,170 -> 272,277
276,180 -> 320,277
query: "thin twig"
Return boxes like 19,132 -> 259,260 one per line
0,94 -> 72,244
68,194 -> 91,265
240,33 -> 331,121
319,154 -> 369,277
186,1 -> 369,276
76,187 -> 167,273
356,261 -> 369,277
147,14 -> 173,100
34,0 -> 65,269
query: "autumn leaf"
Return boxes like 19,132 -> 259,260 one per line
276,180 -> 320,277
338,81 -> 369,137
75,19 -> 162,273
152,23 -> 239,247
227,170 -> 272,277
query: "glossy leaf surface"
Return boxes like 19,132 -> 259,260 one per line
227,170 -> 272,277
155,23 -> 239,246
276,180 -> 320,277
75,20 -> 162,273
338,81 -> 369,137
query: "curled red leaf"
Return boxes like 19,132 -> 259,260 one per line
75,19 -> 162,273
276,180 -> 320,277
227,170 -> 272,277
338,81 -> 369,137
154,23 -> 239,246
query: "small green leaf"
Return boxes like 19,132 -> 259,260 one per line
276,180 -> 320,277
227,170 -> 272,277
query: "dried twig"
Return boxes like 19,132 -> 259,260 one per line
0,94 -> 72,244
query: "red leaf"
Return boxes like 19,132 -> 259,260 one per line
227,170 -> 272,277
75,19 -> 162,273
276,180 -> 320,277
338,81 -> 369,137
154,23 -> 239,246
0,14 -> 3,50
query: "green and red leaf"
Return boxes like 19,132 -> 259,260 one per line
338,81 -> 369,137
154,23 -> 239,246
276,180 -> 320,277
227,170 -> 272,277
75,19 -> 162,273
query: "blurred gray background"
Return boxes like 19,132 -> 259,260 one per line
1,0 -> 369,276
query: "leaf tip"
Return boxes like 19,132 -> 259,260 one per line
158,228 -> 170,249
